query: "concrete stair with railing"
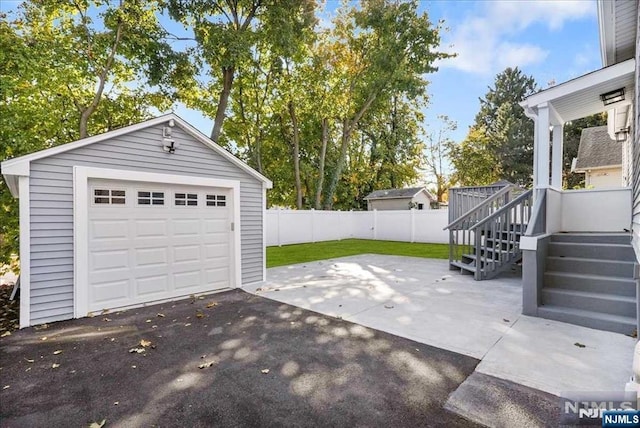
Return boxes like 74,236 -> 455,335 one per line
537,232 -> 636,335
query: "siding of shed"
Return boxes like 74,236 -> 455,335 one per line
29,123 -> 264,324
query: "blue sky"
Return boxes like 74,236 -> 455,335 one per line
169,0 -> 601,143
2,0 -> 601,144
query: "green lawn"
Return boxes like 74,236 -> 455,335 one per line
267,239 -> 449,268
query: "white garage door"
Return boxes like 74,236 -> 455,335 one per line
87,179 -> 232,313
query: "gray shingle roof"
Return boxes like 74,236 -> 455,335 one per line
364,187 -> 434,200
575,126 -> 622,170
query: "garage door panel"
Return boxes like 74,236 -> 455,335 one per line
135,247 -> 168,267
205,243 -> 229,259
91,280 -> 130,306
91,249 -> 129,272
173,219 -> 200,236
205,267 -> 229,288
91,219 -> 129,240
173,244 -> 201,263
173,270 -> 201,289
87,179 -> 233,313
136,275 -> 169,296
135,219 -> 168,238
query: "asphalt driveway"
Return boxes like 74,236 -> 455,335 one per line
0,289 -> 486,427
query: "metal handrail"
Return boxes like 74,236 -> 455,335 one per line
470,190 -> 533,231
444,185 -> 514,230
524,188 -> 547,236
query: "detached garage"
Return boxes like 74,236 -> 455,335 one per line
1,114 -> 272,328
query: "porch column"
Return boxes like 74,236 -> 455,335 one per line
551,124 -> 564,188
535,103 -> 550,188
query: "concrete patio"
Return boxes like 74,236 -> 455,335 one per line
244,254 -> 636,398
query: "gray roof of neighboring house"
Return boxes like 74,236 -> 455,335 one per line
364,187 -> 435,200
575,126 -> 622,170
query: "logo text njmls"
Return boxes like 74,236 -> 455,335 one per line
602,410 -> 640,427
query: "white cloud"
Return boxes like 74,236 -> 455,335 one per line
440,0 -> 596,75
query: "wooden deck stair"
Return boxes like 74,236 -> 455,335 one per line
445,185 -> 533,281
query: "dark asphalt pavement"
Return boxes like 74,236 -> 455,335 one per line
0,290 -> 556,427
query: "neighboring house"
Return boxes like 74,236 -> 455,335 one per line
1,114 -> 272,328
364,187 -> 436,211
573,126 -> 623,188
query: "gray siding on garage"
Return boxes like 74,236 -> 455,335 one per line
29,123 -> 264,324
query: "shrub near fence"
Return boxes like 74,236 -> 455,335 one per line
266,209 -> 449,246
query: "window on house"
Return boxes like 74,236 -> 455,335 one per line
417,203 -> 424,210
175,193 -> 198,206
138,191 -> 164,206
94,189 -> 126,205
206,194 -> 226,207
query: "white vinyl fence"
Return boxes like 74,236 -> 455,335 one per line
266,209 -> 449,246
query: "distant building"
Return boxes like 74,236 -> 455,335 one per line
572,126 -> 623,188
364,187 -> 436,211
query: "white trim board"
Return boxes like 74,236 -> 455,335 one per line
18,176 -> 30,328
1,113 -> 272,198
73,166 -> 242,319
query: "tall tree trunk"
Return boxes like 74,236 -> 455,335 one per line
324,119 -> 350,210
79,18 -> 123,138
288,101 -> 303,209
315,118 -> 329,210
210,66 -> 235,142
323,92 -> 378,210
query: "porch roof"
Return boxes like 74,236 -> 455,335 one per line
519,58 -> 635,125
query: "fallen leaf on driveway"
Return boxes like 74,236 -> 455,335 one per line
384,305 -> 394,309
103,318 -> 111,322
52,363 -> 60,369
2,385 -> 9,390
114,401 -> 119,406
25,358 -> 34,363
199,361 -> 215,369
89,419 -> 106,428
0,331 -> 10,338
157,313 -> 165,318
261,369 -> 270,374
574,342 -> 586,348
41,337 -> 47,341
145,319 -> 151,323
502,319 -> 510,323
184,323 -> 192,327
206,302 -> 218,308
53,350 -> 63,355
139,339 -> 152,348
129,348 -> 145,354
196,311 -> 204,319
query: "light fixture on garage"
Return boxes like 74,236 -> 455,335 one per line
161,120 -> 178,153
600,88 -> 625,106
615,126 -> 630,142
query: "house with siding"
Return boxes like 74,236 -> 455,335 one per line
573,126 -> 624,188
1,114 -> 272,328
364,187 -> 436,211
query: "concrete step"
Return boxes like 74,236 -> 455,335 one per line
545,256 -> 634,277
541,288 -> 636,318
537,305 -> 636,335
544,271 -> 636,297
450,261 -> 476,275
551,232 -> 631,245
548,242 -> 635,262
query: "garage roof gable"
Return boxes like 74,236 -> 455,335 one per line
1,113 -> 273,196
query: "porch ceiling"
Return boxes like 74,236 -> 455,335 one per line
520,58 -> 635,125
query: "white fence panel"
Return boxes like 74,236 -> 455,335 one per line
413,210 -> 450,244
266,209 -> 449,246
376,210 -> 412,242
